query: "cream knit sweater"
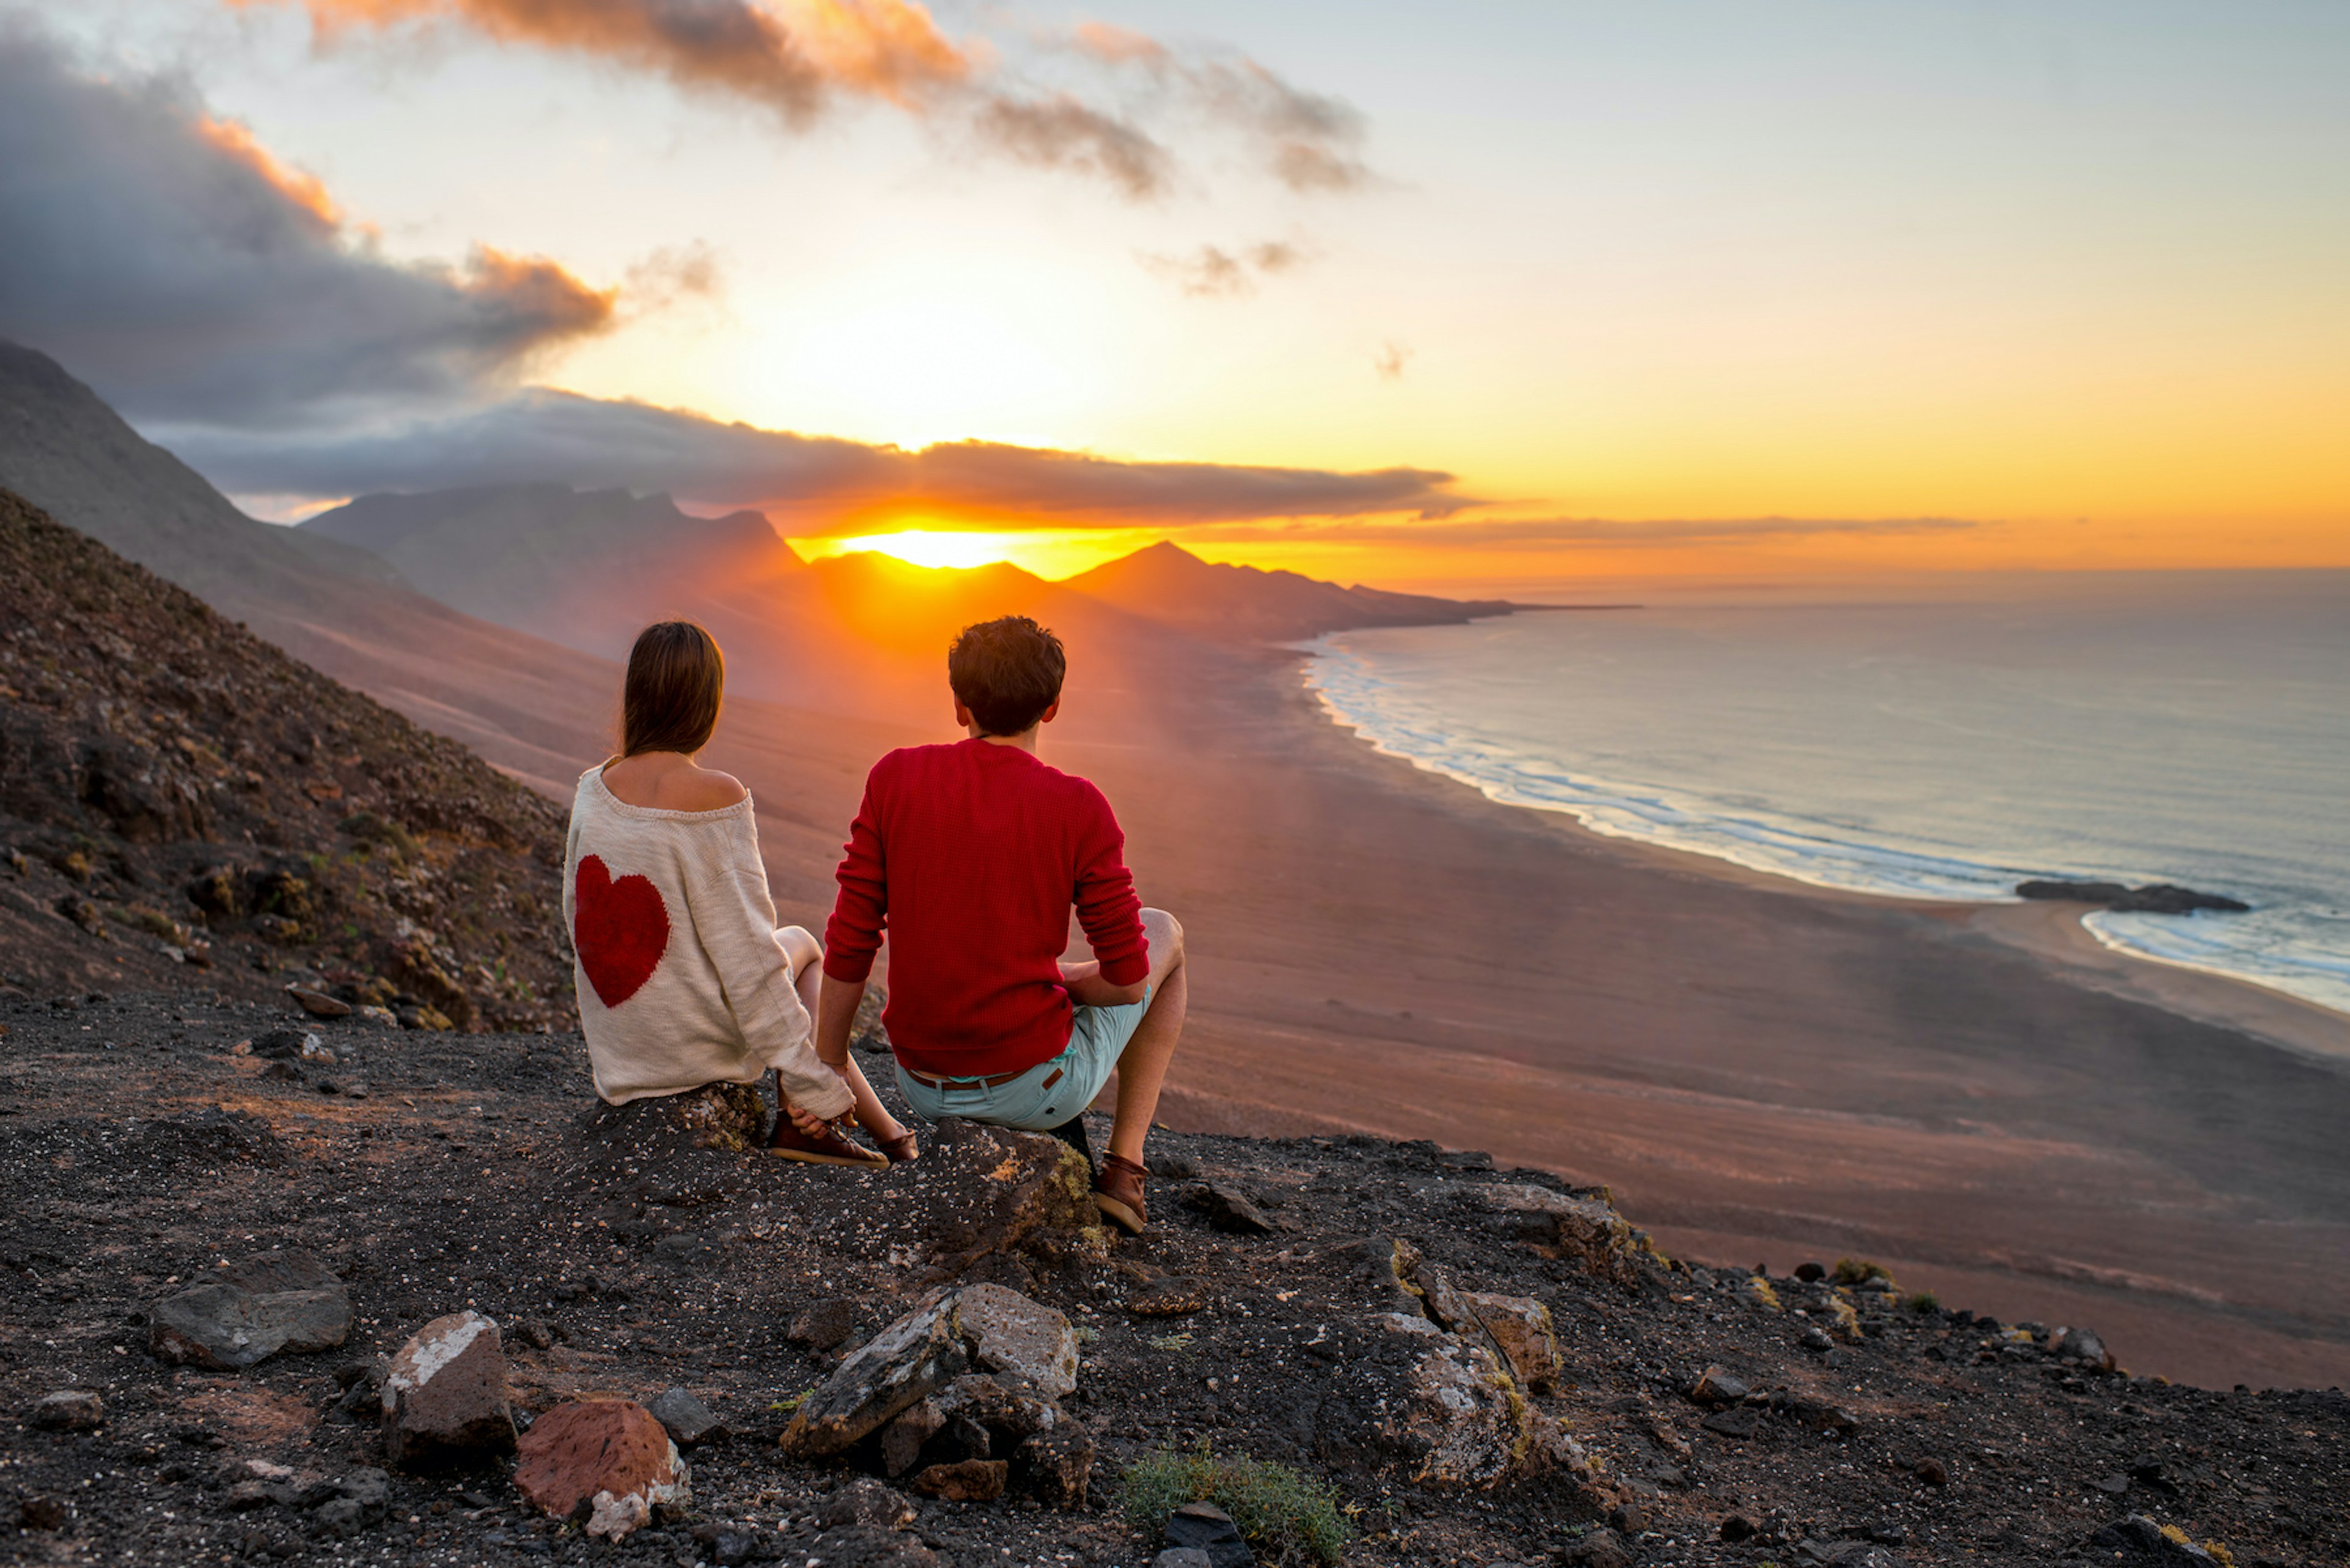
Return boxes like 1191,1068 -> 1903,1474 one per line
562,766 -> 854,1117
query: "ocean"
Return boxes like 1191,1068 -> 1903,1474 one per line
1303,572 -> 2350,1016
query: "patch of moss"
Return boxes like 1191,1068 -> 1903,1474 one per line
1832,1257 -> 1894,1287
1119,1443 -> 1354,1566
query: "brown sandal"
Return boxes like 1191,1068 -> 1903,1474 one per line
877,1130 -> 920,1165
1092,1152 -> 1149,1234
767,1116 -> 887,1168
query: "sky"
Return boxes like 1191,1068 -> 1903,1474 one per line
4,1 -> 2346,591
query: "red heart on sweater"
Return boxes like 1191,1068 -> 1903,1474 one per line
572,854 -> 670,1009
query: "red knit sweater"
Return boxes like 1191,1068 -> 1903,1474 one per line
822,739 -> 1151,1078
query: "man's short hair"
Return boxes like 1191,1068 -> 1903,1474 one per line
949,616 -> 1066,736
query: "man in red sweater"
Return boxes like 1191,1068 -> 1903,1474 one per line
803,615 -> 1187,1233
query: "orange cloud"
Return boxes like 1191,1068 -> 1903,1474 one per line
235,0 -> 970,122
194,113 -> 343,228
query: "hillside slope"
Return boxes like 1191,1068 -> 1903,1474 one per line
0,487 -> 574,1028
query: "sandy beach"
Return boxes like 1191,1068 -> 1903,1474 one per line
280,595 -> 2350,1394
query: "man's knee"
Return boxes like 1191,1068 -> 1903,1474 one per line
1142,908 -> 1184,967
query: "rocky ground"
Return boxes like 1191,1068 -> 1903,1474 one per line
0,490 -> 575,1031
1,987 -> 2344,1568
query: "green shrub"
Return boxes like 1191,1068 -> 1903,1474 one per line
1906,1290 -> 1939,1313
1832,1257 -> 1892,1286
1119,1443 -> 1352,1566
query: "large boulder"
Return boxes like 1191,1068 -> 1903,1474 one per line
149,1250 -> 351,1370
513,1398 -> 690,1542
381,1312 -> 516,1469
895,1119 -> 1109,1280
584,1081 -> 767,1159
783,1285 -> 1080,1459
1303,1313 -> 1535,1488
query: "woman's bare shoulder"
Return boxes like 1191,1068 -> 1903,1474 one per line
670,768 -> 748,812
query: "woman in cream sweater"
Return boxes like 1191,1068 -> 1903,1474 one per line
563,621 -> 913,1167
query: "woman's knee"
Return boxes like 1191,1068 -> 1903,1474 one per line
777,924 -> 822,969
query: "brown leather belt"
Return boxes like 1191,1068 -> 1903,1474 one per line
905,1064 -> 1062,1091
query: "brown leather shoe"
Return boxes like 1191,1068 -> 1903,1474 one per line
1092,1152 -> 1148,1234
877,1129 -> 920,1165
767,1115 -> 887,1168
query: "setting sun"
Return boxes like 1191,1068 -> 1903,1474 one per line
791,528 -> 1166,579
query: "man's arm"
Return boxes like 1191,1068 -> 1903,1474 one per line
1059,957 -> 1145,1009
813,969 -> 865,1068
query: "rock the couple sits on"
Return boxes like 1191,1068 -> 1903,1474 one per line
563,616 -> 1188,1233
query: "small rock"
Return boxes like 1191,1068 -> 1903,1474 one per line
1800,1326 -> 1835,1352
1165,1501 -> 1255,1567
286,984 -> 352,1018
397,1004 -> 455,1031
1562,1527 -> 1632,1568
1609,1501 -> 1647,1535
2056,1326 -> 2115,1370
2094,1473 -> 2130,1495
789,1297 -> 862,1351
1687,1365 -> 1750,1408
29,1389 -> 104,1431
150,1250 -> 351,1370
952,1282 -> 1080,1397
252,1026 -> 322,1060
878,1400 -> 946,1478
382,1310 -> 516,1469
1794,1261 -> 1827,1282
311,1496 -> 365,1538
1187,1182 -> 1276,1235
1125,1275 -> 1212,1316
19,1496 -> 67,1531
513,1399 -> 689,1542
226,1478 -> 283,1510
1154,1551 -> 1215,1568
354,1004 -> 401,1029
1720,1514 -> 1759,1542
815,1478 -> 916,1531
1701,1406 -> 1761,1439
1913,1455 -> 1950,1487
1013,1421 -> 1095,1509
1785,1395 -> 1859,1434
647,1386 -> 726,1447
906,1458 -> 1006,1502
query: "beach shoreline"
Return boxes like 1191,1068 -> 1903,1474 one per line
1296,652 -> 2350,1066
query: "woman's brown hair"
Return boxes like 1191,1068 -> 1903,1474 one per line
621,621 -> 725,757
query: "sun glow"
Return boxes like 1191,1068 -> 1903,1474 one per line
791,528 -> 1166,578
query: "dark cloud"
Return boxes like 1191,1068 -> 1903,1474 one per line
1188,515 -> 1983,550
162,387 -> 1473,524
0,23 -> 614,427
972,94 -> 1173,201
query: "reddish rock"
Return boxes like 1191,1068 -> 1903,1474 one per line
907,1458 -> 1007,1502
513,1398 -> 690,1542
381,1311 -> 515,1469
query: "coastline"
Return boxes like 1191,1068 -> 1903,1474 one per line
1297,643 -> 2350,1064
1063,635 -> 2350,1391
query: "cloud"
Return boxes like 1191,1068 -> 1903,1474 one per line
1067,32 -> 1375,195
1373,342 -> 1411,379
1182,515 -> 1982,550
233,0 -> 971,124
1140,239 -> 1310,297
158,386 -> 1471,525
972,94 -> 1172,201
235,1 -> 1373,203
0,23 -> 616,427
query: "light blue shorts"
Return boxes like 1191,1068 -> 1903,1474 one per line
894,984 -> 1151,1131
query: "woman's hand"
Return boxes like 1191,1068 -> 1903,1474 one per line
788,1056 -> 859,1135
